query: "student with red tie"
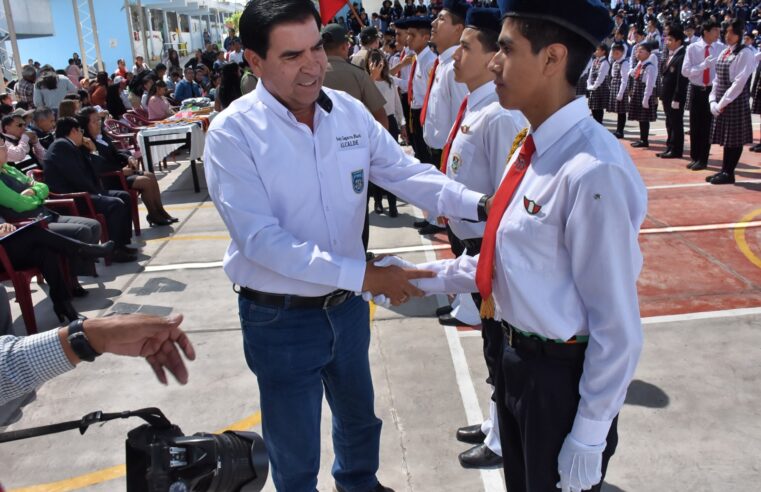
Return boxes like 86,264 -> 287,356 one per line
410,0 -> 647,489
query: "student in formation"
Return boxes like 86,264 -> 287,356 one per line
608,43 -> 631,138
586,43 -> 611,124
628,43 -> 658,148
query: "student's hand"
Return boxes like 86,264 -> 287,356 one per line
642,99 -> 649,109
362,262 -> 435,306
671,100 -> 680,110
0,223 -> 17,237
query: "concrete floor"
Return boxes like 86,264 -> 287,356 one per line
1,113 -> 761,491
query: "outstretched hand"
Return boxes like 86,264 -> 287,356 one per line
362,260 -> 435,306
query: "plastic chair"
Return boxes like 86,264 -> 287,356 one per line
0,245 -> 42,334
100,170 -> 141,236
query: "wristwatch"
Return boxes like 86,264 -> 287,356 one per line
477,194 -> 490,222
67,319 -> 101,362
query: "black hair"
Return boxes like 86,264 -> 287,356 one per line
15,101 -> 30,110
726,18 -> 746,39
611,43 -> 626,53
76,106 -> 100,139
667,24 -> 685,42
1,114 -> 22,132
239,0 -> 321,59
77,89 -> 90,104
63,94 -> 80,101
96,71 -> 109,86
148,79 -> 167,99
597,43 -> 610,57
474,28 -> 499,53
68,58 -> 75,65
218,61 -> 243,110
105,83 -> 127,119
155,62 -> 167,72
55,116 -> 80,139
504,17 -> 595,88
702,19 -> 721,35
0,104 -> 12,116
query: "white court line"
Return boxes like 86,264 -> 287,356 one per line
647,179 -> 761,190
458,330 -> 482,338
144,261 -> 223,272
641,220 -> 761,234
642,306 -> 761,325
418,210 -> 505,492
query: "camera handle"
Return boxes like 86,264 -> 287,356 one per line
0,407 -> 173,444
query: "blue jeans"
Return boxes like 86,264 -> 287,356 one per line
240,294 -> 382,492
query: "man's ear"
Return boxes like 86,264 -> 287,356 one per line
244,49 -> 264,78
542,43 -> 569,80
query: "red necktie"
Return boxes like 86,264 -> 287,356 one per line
475,134 -> 535,301
419,57 -> 440,126
407,58 -> 417,105
703,45 -> 711,85
722,47 -> 732,61
440,96 -> 468,174
634,61 -> 643,79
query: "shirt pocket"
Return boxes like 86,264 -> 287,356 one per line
498,215 -> 561,272
449,139 -> 476,178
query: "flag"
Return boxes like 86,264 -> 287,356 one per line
319,0 -> 346,25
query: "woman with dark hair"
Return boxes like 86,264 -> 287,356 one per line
90,71 -> 110,107
33,65 -> 77,112
147,80 -> 174,120
215,62 -> 242,111
105,83 -> 127,120
167,48 -> 181,71
184,50 -> 204,71
77,107 -> 177,226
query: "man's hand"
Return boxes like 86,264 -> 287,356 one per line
78,313 -> 196,385
485,195 -> 494,215
0,222 -> 16,237
20,188 -> 36,197
82,137 -> 96,152
362,261 -> 435,305
122,166 -> 135,176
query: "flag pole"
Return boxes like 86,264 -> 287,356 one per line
346,1 -> 364,28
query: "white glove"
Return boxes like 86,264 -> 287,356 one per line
698,55 -> 716,70
671,100 -> 680,110
710,101 -> 721,116
357,255 -> 421,307
616,94 -> 623,102
586,84 -> 594,91
556,435 -> 606,492
642,98 -> 649,109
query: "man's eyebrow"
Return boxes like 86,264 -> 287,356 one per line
280,48 -> 305,58
498,37 -> 514,50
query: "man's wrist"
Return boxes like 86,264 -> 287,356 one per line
477,194 -> 490,222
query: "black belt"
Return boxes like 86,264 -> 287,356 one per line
502,322 -> 588,360
239,287 -> 354,310
691,84 -> 712,91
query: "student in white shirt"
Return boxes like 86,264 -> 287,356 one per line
608,43 -> 631,138
586,44 -> 611,124
407,0 -> 647,489
628,43 -> 658,147
204,2 -> 486,490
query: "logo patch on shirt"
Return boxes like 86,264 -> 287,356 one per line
352,169 -> 364,194
451,154 -> 462,173
523,197 -> 542,215
460,125 -> 470,134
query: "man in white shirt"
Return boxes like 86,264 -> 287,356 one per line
203,1 -> 487,491
410,0 -> 647,490
406,17 -> 436,165
226,37 -> 245,64
681,19 -> 724,171
443,6 -> 526,470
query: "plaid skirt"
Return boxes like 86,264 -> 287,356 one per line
628,80 -> 658,122
711,92 -> 753,147
608,76 -> 629,114
588,78 -> 611,112
576,71 -> 589,97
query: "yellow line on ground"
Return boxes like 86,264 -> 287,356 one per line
9,411 -> 262,492
734,208 -> 761,270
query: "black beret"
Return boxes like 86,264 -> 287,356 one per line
442,0 -> 471,21
402,16 -> 433,30
466,8 -> 502,34
497,0 -> 614,47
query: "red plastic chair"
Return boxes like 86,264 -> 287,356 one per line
123,110 -> 152,127
100,170 -> 141,236
0,244 -> 43,334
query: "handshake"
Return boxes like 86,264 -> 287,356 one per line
359,256 -> 439,307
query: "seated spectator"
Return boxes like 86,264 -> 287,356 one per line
78,107 -> 177,226
174,67 -> 202,103
33,65 -> 77,113
129,72 -> 155,110
213,51 -> 227,72
195,67 -> 210,94
0,219 -> 113,323
132,55 -> 149,75
165,69 -> 182,93
16,65 -> 36,107
146,80 -> 174,121
28,108 -> 56,149
105,83 -> 127,120
154,63 -> 167,84
0,93 -> 12,106
90,72 -> 109,108
0,141 -> 103,295
42,117 -> 137,262
1,114 -> 45,170
167,49 -> 181,72
58,98 -> 80,119
207,73 -> 221,101
184,50 -> 203,71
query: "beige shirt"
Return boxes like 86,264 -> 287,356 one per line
323,56 -> 386,113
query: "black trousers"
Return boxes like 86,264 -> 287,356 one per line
409,108 -> 432,164
722,146 -> 743,175
639,121 -> 650,143
663,98 -> 685,154
91,190 -> 132,246
689,85 -> 713,164
370,115 -> 399,212
616,113 -> 626,134
495,335 -> 619,491
591,109 -> 604,124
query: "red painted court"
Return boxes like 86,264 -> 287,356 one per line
430,130 -> 761,320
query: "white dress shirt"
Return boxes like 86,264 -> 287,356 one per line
710,44 -> 756,111
422,45 -> 469,150
613,58 -> 630,100
445,82 -> 526,240
410,46 -> 436,109
628,60 -> 657,103
682,37 -> 726,86
374,79 -> 405,126
395,47 -> 413,94
204,83 -> 482,297
417,97 -> 647,447
586,57 -> 611,91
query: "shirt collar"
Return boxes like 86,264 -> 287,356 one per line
531,97 -> 589,159
467,81 -> 496,110
254,80 -> 333,126
438,45 -> 457,63
418,46 -> 432,60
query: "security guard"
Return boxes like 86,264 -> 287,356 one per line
204,1 -> 487,490
412,1 -> 647,490
442,6 -> 526,469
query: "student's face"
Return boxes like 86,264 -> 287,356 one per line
407,28 -> 430,52
665,36 -> 681,51
395,28 -> 407,47
726,27 -> 741,46
245,18 -> 327,115
453,28 -> 494,86
637,48 -> 650,62
595,47 -> 604,58
185,69 -> 195,81
612,49 -> 624,61
704,27 -> 721,44
431,10 -> 461,50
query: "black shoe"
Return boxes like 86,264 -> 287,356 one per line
438,313 -> 472,326
630,140 -> 649,148
413,220 -> 429,229
690,161 -> 708,171
112,248 -> 138,263
122,245 -> 138,254
686,161 -> 698,169
660,151 -> 683,159
374,202 -> 384,214
655,149 -> 671,157
612,131 -> 624,139
77,240 -> 115,259
147,214 -> 173,227
336,483 -> 394,492
388,207 -> 398,218
71,283 -> 89,298
458,444 -> 502,469
710,172 -> 735,185
165,216 -> 180,223
705,173 -> 720,182
436,305 -> 454,317
456,423 -> 486,444
750,144 -> 761,152
418,223 -> 446,235
53,300 -> 85,323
